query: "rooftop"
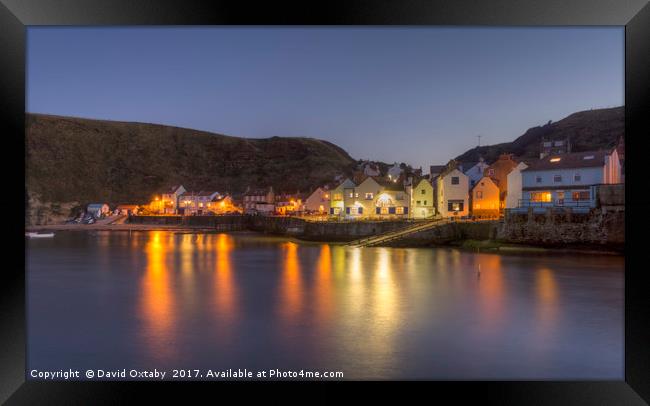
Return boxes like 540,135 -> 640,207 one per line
522,150 -> 611,172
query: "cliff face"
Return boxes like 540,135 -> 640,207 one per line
26,114 -> 356,207
455,106 -> 624,164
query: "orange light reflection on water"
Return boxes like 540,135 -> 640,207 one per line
141,231 -> 176,361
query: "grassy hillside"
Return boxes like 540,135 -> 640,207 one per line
26,114 -> 356,205
455,107 -> 624,164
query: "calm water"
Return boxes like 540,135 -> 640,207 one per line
27,231 -> 624,380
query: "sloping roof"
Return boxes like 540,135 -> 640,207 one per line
372,177 -> 406,192
160,185 -> 183,194
522,150 -> 610,172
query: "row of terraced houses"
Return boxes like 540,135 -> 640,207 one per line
301,137 -> 624,220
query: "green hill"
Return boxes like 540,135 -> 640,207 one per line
455,106 -> 624,164
26,114 -> 356,207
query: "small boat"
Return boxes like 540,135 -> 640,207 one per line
25,232 -> 55,238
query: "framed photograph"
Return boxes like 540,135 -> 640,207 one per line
2,0 -> 649,403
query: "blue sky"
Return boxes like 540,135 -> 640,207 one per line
27,27 -> 623,170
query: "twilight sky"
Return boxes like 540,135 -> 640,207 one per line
27,27 -> 623,170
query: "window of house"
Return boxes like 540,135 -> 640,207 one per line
355,193 -> 359,198
572,191 -> 590,200
553,175 -> 562,183
530,192 -> 552,202
448,201 -> 464,212
396,207 -> 404,214
424,200 -> 427,205
574,173 -> 581,182
333,193 -> 342,201
421,189 -> 426,194
488,169 -> 495,176
416,200 -> 421,205
476,191 -> 483,199
349,192 -> 354,198
451,177 -> 459,185
365,192 -> 373,200
536,176 -> 542,183
380,207 -> 389,215
332,207 -> 341,214
349,206 -> 358,215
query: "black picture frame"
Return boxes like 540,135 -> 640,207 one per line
2,0 -> 648,403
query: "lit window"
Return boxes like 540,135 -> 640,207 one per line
349,207 -> 358,215
550,157 -> 561,163
530,192 -> 552,202
380,207 -> 389,214
583,155 -> 594,160
572,191 -> 590,200
365,192 -> 374,200
476,191 -> 483,199
333,193 -> 342,201
554,175 -> 562,183
396,207 -> 404,214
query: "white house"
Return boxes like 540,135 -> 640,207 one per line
505,161 -> 529,209
387,163 -> 402,181
435,165 -> 469,218
243,187 -> 275,213
464,158 -> 490,189
304,187 -> 331,214
179,191 -> 221,215
329,178 -> 356,217
158,185 -> 186,214
410,178 -> 435,219
518,149 -> 621,212
329,177 -> 409,219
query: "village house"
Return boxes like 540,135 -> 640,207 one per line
505,161 -> 529,209
435,163 -> 469,218
242,187 -> 275,213
155,185 -> 186,214
362,161 -> 381,177
484,154 -> 519,211
331,176 -> 409,220
517,149 -> 621,212
329,178 -> 356,217
208,195 -> 241,215
115,204 -> 139,216
178,191 -> 221,215
463,157 -> 490,189
410,178 -> 435,219
470,176 -> 500,218
274,192 -> 304,216
304,187 -> 331,214
86,203 -> 110,219
387,162 -> 403,182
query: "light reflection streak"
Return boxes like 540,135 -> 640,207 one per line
140,231 -> 176,361
279,242 -> 303,323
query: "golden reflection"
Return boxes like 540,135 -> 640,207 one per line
180,234 -> 194,275
141,231 -> 175,360
535,267 -> 559,337
314,244 -> 333,325
477,253 -> 505,331
214,233 -> 237,319
279,242 -> 303,322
